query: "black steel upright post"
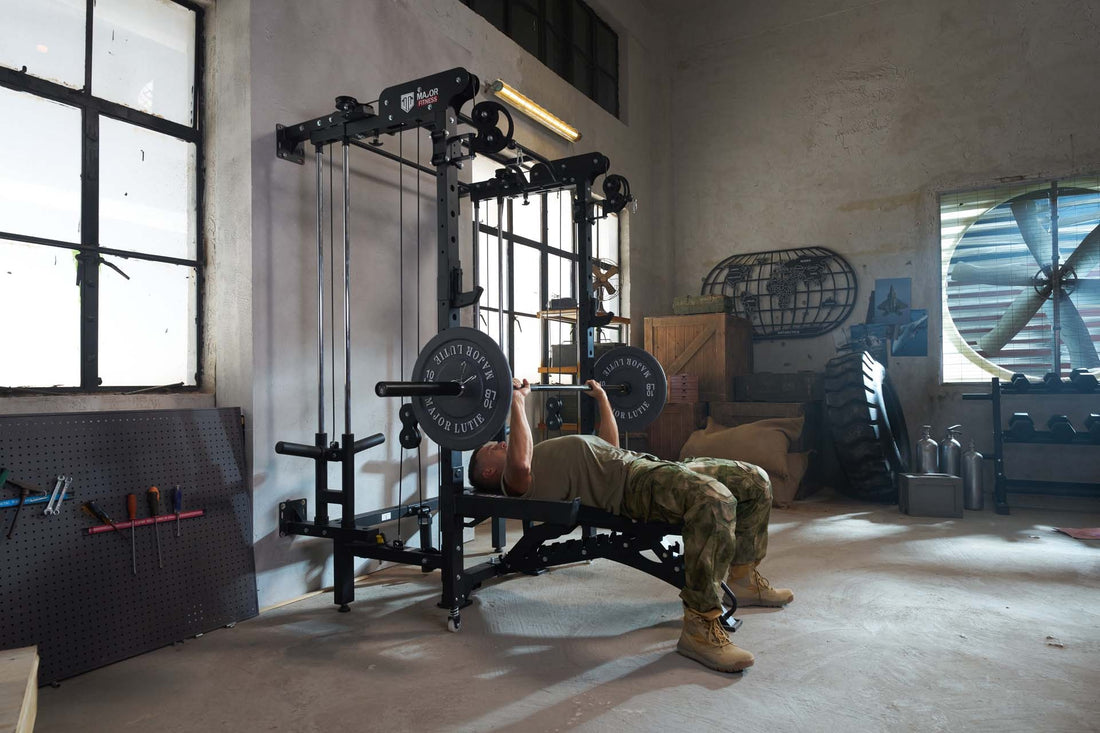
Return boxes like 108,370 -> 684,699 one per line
574,182 -> 596,434
435,114 -> 467,619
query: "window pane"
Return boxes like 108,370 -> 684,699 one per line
477,228 -> 506,309
509,3 -> 539,56
571,49 -> 592,95
545,0 -> 567,29
99,116 -> 197,260
595,21 -> 617,72
511,196 -> 541,242
513,244 -> 541,313
0,0 -> 86,88
0,240 -> 81,387
596,70 -> 617,115
92,0 -> 196,126
478,309 -> 508,357
513,315 -> 541,382
545,28 -> 568,78
547,191 -> 574,252
548,253 -> 575,301
572,2 -> 591,47
98,257 -> 196,385
0,87 -> 82,242
470,0 -> 505,31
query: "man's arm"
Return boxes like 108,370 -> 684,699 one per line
503,378 -> 533,495
585,380 -> 619,447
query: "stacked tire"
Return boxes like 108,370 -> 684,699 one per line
824,351 -> 910,503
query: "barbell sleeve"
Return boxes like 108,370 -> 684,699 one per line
375,381 -> 464,397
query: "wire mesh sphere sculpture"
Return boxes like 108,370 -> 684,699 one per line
701,246 -> 857,339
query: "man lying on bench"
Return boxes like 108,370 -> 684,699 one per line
467,377 -> 793,673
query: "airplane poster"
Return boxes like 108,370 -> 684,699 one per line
871,277 -> 911,326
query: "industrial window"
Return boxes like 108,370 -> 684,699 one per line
459,0 -> 619,117
940,176 -> 1100,382
472,158 -> 621,385
0,0 -> 204,391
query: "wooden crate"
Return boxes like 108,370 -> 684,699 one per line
708,401 -> 821,453
644,314 -> 752,402
0,646 -> 37,733
667,374 -> 699,403
645,402 -> 708,460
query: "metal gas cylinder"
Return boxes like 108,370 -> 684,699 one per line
962,440 -> 984,510
939,425 -> 962,477
916,425 -> 939,474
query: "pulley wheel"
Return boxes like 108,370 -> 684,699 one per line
594,346 -> 667,432
411,328 -> 513,450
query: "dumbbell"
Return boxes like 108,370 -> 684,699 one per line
1041,372 -> 1069,392
1009,373 -> 1031,392
1085,414 -> 1100,443
1047,415 -> 1076,443
1069,368 -> 1099,393
545,396 -> 564,431
1006,412 -> 1035,441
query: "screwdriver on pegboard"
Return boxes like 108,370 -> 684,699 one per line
147,486 -> 163,568
126,493 -> 138,575
82,500 -> 129,541
173,485 -> 182,537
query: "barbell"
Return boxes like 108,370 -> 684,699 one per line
374,327 -> 668,450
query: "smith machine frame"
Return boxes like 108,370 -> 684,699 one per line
274,68 -> 731,631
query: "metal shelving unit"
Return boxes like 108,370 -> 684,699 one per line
963,377 -> 1100,514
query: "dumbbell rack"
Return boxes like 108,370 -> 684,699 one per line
963,377 -> 1100,514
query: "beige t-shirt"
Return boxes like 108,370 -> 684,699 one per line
511,434 -> 656,514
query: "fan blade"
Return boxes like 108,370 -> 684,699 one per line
1010,198 -> 1052,267
1064,224 -> 1100,278
603,265 -> 619,279
1072,279 -> 1100,298
976,287 -> 1047,355
1056,293 -> 1100,368
950,261 -> 1035,287
604,282 -> 616,295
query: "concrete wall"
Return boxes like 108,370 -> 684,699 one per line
248,0 -> 673,606
668,0 -> 1100,464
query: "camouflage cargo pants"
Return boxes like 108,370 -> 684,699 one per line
620,457 -> 773,613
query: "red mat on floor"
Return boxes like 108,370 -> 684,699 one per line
1054,527 -> 1100,540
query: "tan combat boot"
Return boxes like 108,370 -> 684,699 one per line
726,563 -> 794,607
676,606 -> 755,672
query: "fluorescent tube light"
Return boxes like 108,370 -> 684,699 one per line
489,80 -> 581,143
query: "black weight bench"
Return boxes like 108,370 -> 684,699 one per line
456,491 -> 741,631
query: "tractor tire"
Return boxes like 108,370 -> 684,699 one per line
823,351 -> 911,503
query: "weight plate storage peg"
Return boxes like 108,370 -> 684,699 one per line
409,328 -> 513,451
593,346 -> 668,432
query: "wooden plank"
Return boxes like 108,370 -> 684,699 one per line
645,403 -> 708,460
0,646 -> 38,733
666,324 -> 717,375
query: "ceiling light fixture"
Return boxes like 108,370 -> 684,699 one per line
489,79 -> 581,143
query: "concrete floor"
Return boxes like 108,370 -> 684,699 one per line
35,494 -> 1100,732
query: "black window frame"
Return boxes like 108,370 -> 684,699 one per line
460,0 -> 619,117
0,0 -> 205,393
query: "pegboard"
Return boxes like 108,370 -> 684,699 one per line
0,408 -> 257,684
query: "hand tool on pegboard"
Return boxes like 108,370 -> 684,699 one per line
147,487 -> 163,568
43,475 -> 67,515
126,494 -> 138,575
82,500 -> 129,543
173,485 -> 182,537
4,473 -> 47,539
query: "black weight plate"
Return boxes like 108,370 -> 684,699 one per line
411,328 -> 512,450
594,346 -> 667,431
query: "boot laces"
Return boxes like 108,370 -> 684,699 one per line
704,616 -> 731,647
751,568 -> 774,591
